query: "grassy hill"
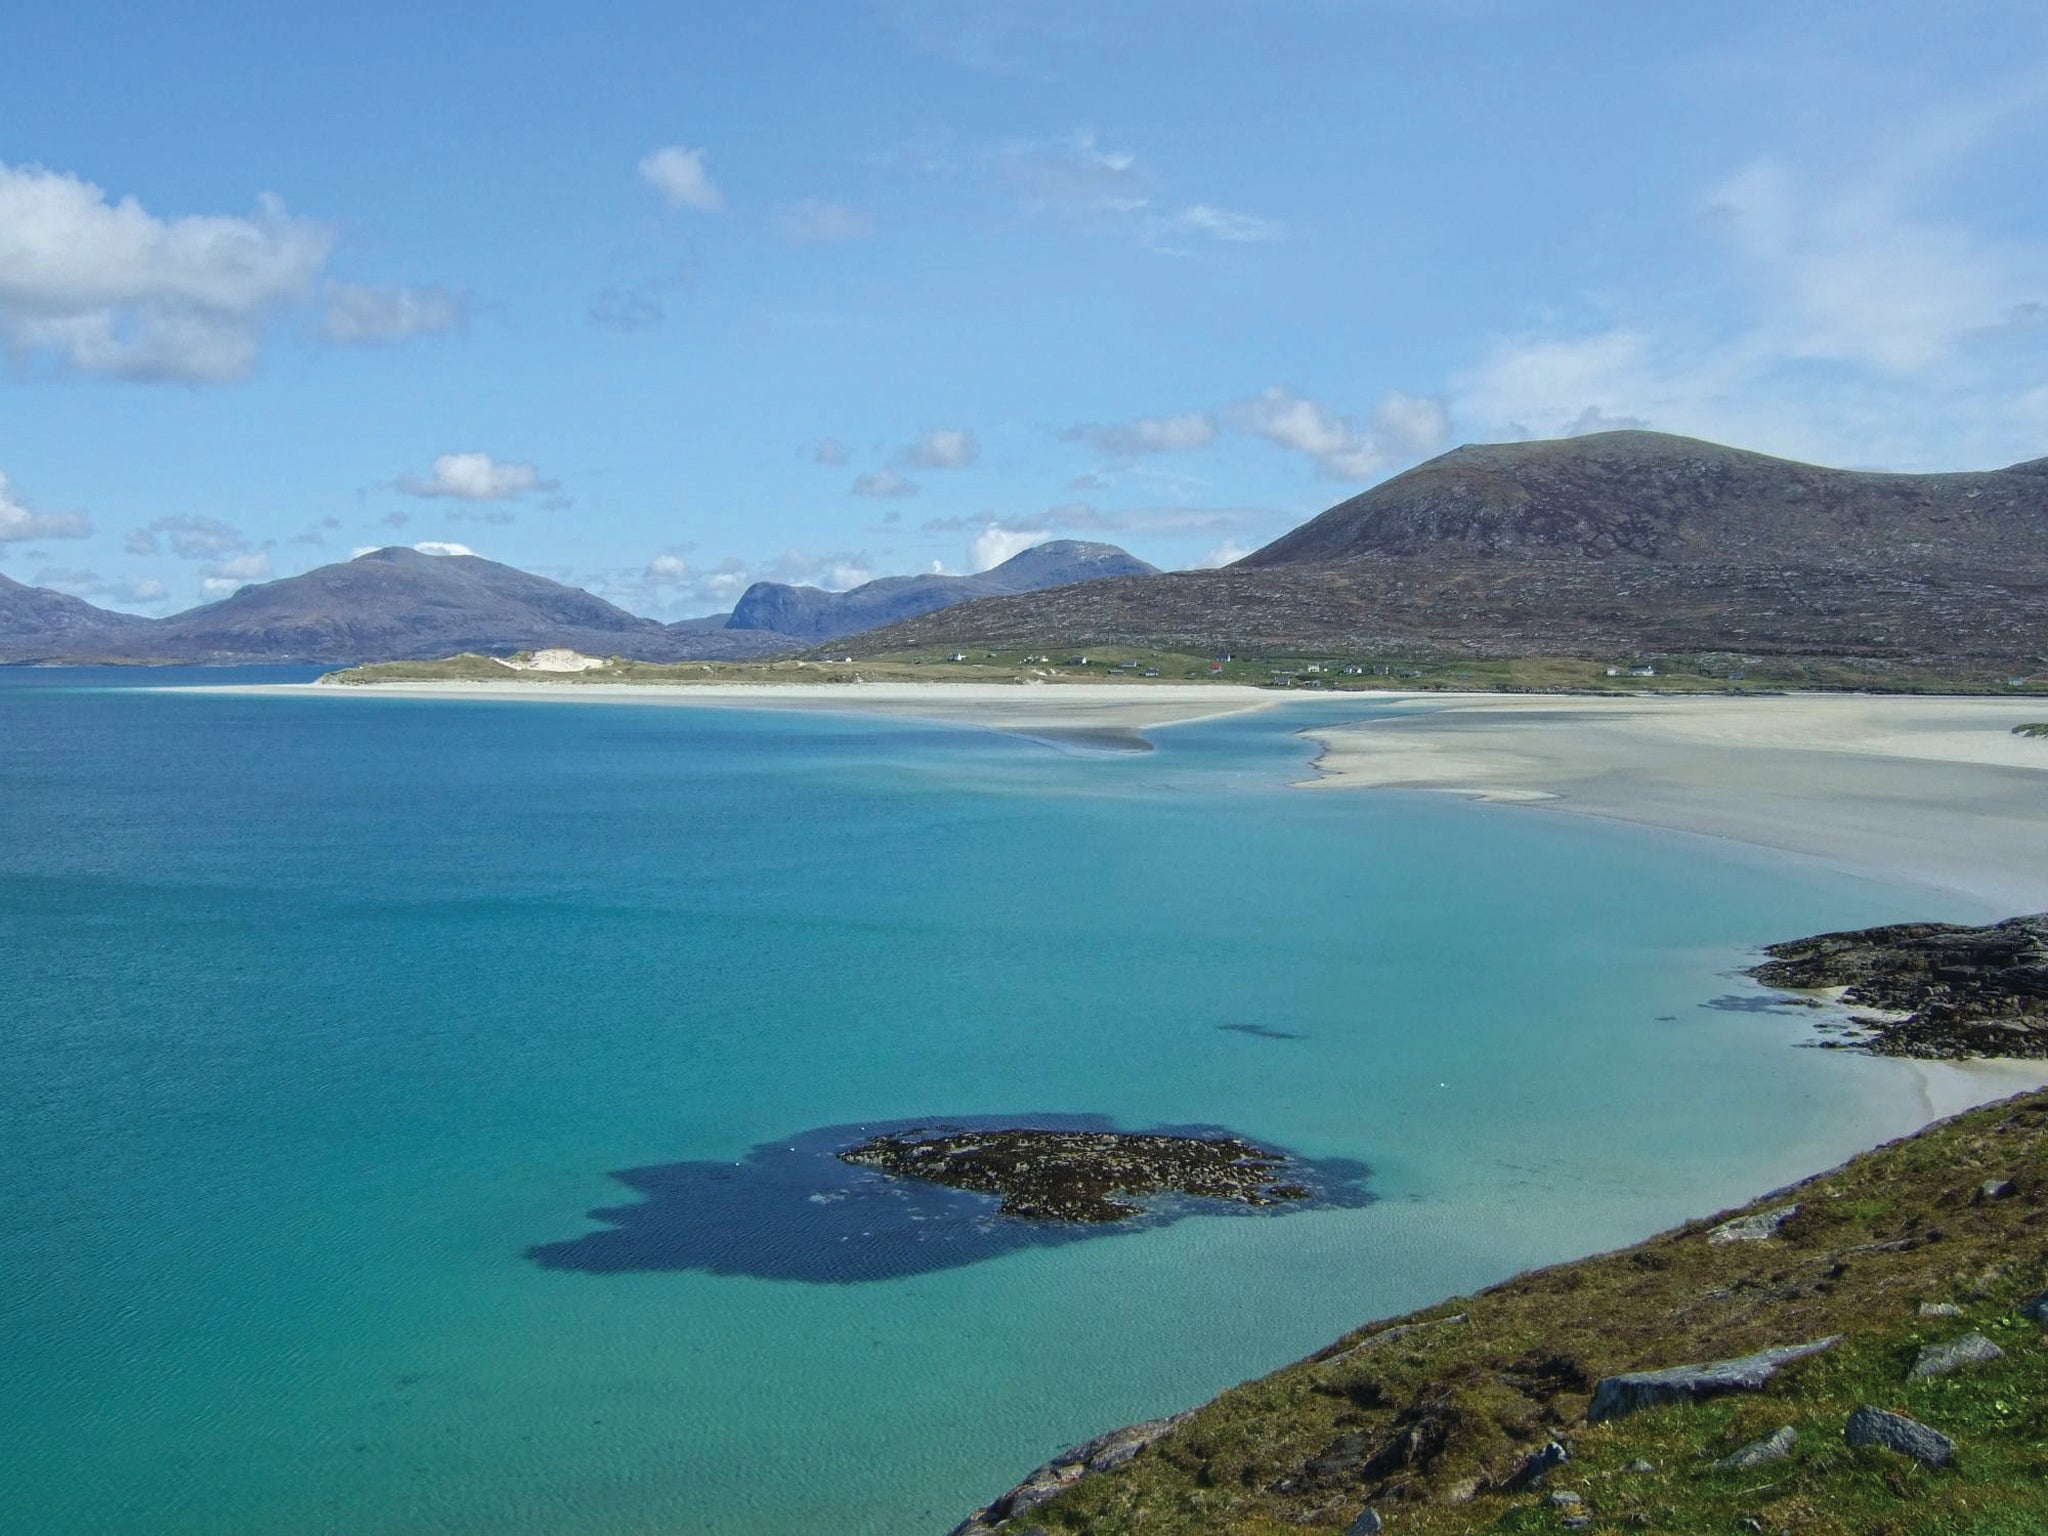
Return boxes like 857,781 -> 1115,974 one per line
839,433 -> 2048,676
954,1089 -> 2048,1536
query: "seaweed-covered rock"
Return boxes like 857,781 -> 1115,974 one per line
1586,1338 -> 1840,1423
1845,1405 -> 1955,1468
838,1128 -> 1311,1222
1749,914 -> 2048,1058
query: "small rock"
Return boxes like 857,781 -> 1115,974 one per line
1918,1302 -> 1962,1317
1562,1520 -> 1591,1532
1715,1425 -> 1796,1470
1623,1459 -> 1655,1473
1499,1439 -> 1570,1492
1547,1490 -> 1583,1507
1344,1510 -> 1382,1536
2020,1292 -> 2048,1326
1980,1178 -> 2017,1201
1708,1204 -> 1799,1244
1587,1337 -> 1840,1422
1844,1405 -> 1955,1469
1911,1332 -> 2004,1379
1444,1477 -> 1482,1505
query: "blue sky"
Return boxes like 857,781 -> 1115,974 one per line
2,0 -> 2044,616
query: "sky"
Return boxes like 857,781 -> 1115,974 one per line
2,0 -> 2045,617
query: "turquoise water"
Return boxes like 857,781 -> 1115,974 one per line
0,674 -> 1981,1535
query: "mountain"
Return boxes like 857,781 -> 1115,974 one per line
0,572 -> 130,640
726,540 -> 1157,642
0,548 -> 800,664
833,433 -> 2048,666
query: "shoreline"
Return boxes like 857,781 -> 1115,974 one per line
1297,692 -> 2048,912
181,678 -> 1281,746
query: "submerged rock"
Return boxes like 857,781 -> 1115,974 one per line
838,1128 -> 1312,1222
1844,1405 -> 1955,1468
1748,913 -> 2048,1058
1910,1333 -> 2004,1379
1586,1337 -> 1840,1423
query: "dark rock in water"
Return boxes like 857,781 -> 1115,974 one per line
528,1113 -> 1371,1283
1218,1022 -> 1308,1041
1715,1425 -> 1797,1470
1749,914 -> 2048,1059
1910,1333 -> 2004,1379
838,1127 -> 1314,1223
1586,1337 -> 1840,1423
1844,1405 -> 1955,1468
948,1413 -> 1191,1534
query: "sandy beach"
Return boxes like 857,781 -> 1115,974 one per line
1302,693 -> 2048,912
199,679 -> 1279,749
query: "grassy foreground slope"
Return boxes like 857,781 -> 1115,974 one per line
983,1091 -> 2048,1536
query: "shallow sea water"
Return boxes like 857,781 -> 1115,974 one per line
0,673 -> 1988,1534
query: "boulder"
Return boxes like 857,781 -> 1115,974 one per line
2021,1292 -> 2048,1325
1917,1302 -> 1962,1318
1586,1337 -> 1840,1423
1498,1438 -> 1570,1492
1714,1425 -> 1796,1470
1844,1405 -> 1955,1468
1707,1204 -> 1799,1244
1344,1509 -> 1382,1535
1910,1333 -> 2004,1379
1980,1178 -> 2018,1201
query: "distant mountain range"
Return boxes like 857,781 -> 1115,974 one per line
726,540 -> 1156,641
0,540 -> 1156,665
841,431 -> 2048,668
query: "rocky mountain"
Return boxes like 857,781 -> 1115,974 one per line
0,572 -> 130,640
835,432 -> 2048,667
726,539 -> 1156,642
0,548 -> 799,664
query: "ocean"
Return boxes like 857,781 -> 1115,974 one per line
0,672 -> 1979,1534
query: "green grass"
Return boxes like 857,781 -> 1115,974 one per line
968,1092 -> 2048,1535
2014,724 -> 2048,739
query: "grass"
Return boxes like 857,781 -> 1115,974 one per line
2014,724 -> 2048,739
974,1091 -> 2048,1535
323,649 -> 2048,697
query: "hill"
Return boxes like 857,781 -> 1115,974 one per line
727,540 -> 1156,642
947,1084 -> 2048,1536
835,433 -> 2048,670
0,548 -> 800,664
0,572 -> 131,640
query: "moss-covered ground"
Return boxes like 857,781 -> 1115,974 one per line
990,1092 -> 2048,1536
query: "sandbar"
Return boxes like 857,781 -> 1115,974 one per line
1301,694 -> 2048,911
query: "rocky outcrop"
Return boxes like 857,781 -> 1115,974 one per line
838,1128 -> 1310,1223
1707,1203 -> 1798,1243
1845,1406 -> 1955,1468
1750,914 -> 2048,1058
947,1414 -> 1191,1533
1585,1337 -> 1840,1423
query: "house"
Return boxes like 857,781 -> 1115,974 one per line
1630,665 -> 1657,678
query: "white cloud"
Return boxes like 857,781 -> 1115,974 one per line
412,541 -> 476,557
1233,387 -> 1451,480
124,514 -> 245,559
1192,539 -> 1254,568
898,427 -> 980,469
29,567 -> 168,606
988,134 -> 1281,253
968,522 -> 1048,571
0,161 -> 332,381
399,452 -> 543,501
1065,411 -> 1217,458
812,436 -> 851,465
645,552 -> 689,580
776,199 -> 876,244
1159,204 -> 1284,245
0,471 -> 93,543
319,281 -> 467,344
852,468 -> 918,497
638,145 -> 724,212
200,547 -> 272,595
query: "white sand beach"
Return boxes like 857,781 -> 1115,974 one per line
202,679 -> 1278,745
1301,693 -> 2048,912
